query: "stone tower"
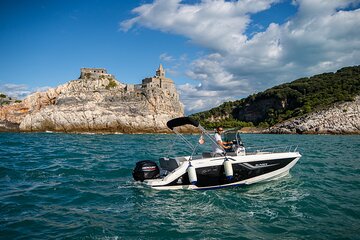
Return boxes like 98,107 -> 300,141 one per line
156,64 -> 165,77
141,64 -> 178,100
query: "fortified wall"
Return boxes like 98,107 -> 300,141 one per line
75,65 -> 179,101
80,68 -> 112,78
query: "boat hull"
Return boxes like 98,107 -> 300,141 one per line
144,152 -> 301,190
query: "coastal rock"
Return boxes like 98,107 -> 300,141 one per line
268,96 -> 360,134
0,66 -> 184,133
0,120 -> 20,132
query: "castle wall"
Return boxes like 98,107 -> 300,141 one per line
79,67 -> 179,101
80,68 -> 114,79
81,68 -> 108,74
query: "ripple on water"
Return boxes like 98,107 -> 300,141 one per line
0,133 -> 359,239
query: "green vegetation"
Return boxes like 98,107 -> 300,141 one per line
191,65 -> 360,129
196,117 -> 254,130
0,93 -> 22,105
0,93 -> 9,106
84,72 -> 92,79
105,78 -> 118,89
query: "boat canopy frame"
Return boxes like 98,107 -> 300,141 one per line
166,117 -> 225,159
166,117 -> 200,130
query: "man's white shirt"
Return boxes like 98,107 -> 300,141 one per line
212,133 -> 223,154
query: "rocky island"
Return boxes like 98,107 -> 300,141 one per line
0,65 -> 184,133
2,65 -> 359,134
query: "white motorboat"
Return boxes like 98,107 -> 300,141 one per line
133,117 -> 301,190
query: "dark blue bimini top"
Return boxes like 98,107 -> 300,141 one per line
166,117 -> 199,130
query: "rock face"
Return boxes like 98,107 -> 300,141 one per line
0,66 -> 184,133
268,96 -> 360,134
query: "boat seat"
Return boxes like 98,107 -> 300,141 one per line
159,157 -> 180,171
202,152 -> 212,158
202,152 -> 225,158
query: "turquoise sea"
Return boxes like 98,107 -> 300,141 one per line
0,132 -> 359,239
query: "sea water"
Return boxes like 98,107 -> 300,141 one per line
0,133 -> 359,239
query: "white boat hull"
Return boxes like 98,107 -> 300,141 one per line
143,152 -> 301,190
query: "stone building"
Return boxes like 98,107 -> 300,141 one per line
139,64 -> 178,99
77,65 -> 179,100
121,64 -> 178,99
80,68 -> 114,79
142,65 -> 173,89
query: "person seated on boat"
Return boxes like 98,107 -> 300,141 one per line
212,127 -> 231,156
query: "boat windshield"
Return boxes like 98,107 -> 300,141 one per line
222,130 -> 244,147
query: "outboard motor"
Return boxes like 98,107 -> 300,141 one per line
133,160 -> 160,182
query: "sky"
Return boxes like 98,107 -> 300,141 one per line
1,0 -> 360,114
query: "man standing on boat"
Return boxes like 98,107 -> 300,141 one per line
212,127 -> 231,156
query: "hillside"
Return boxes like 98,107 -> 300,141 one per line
191,65 -> 360,130
0,93 -> 21,106
268,96 -> 360,134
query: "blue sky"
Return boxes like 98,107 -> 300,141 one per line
1,0 -> 360,114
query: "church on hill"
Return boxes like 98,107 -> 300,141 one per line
123,64 -> 179,100
141,64 -> 176,93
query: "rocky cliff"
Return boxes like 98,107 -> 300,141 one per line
268,96 -> 360,134
0,67 -> 184,133
191,65 -> 360,133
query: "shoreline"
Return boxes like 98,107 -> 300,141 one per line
1,128 -> 359,135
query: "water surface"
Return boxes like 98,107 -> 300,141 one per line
0,133 -> 359,239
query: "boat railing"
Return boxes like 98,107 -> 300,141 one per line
245,145 -> 299,154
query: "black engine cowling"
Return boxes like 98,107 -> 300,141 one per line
133,160 -> 160,182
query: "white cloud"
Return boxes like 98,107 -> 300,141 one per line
34,86 -> 51,93
121,0 -> 277,53
159,53 -> 175,62
0,84 -> 51,99
158,53 -> 191,77
177,83 -> 231,113
186,53 -> 251,91
0,84 -> 31,99
122,0 -> 360,113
